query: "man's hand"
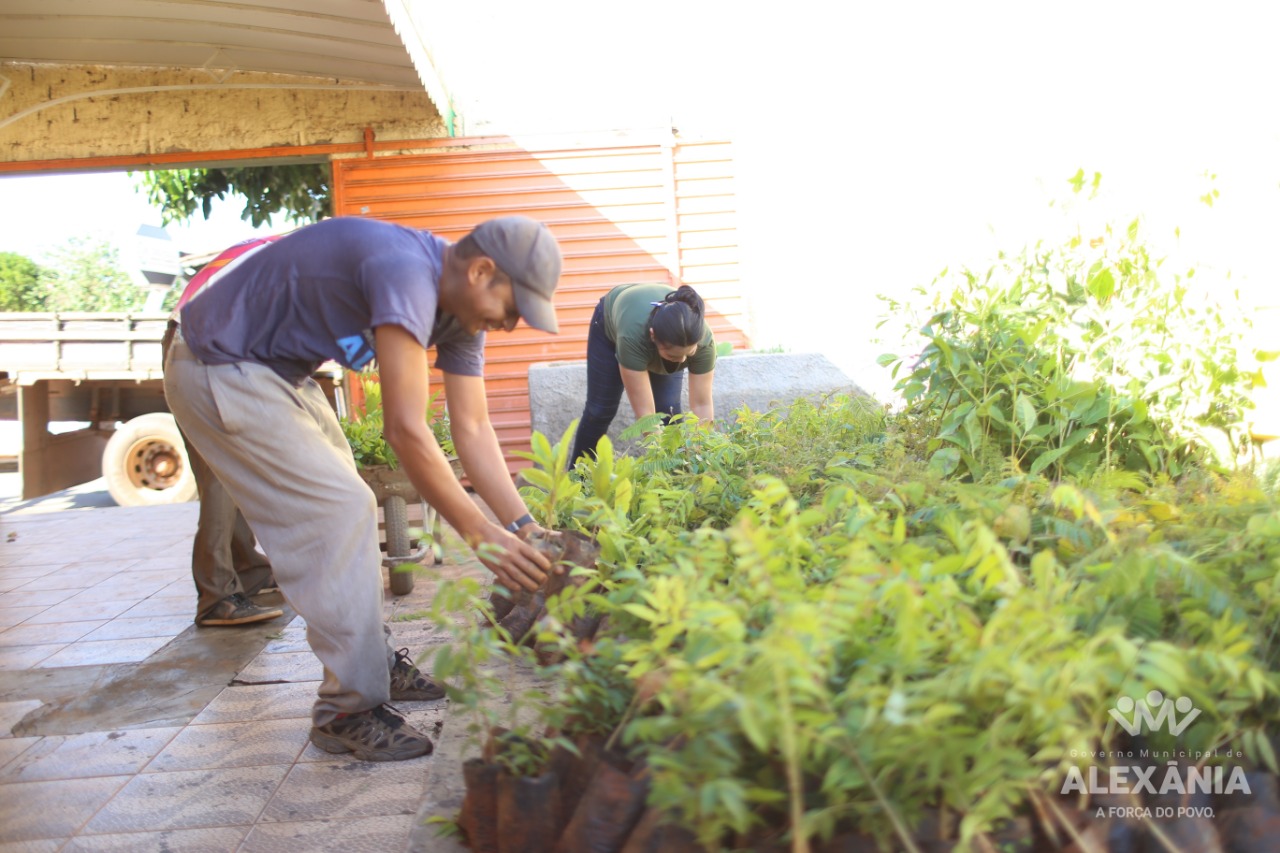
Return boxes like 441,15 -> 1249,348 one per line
473,522 -> 553,591
514,520 -> 559,542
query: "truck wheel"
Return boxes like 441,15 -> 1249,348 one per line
102,413 -> 197,506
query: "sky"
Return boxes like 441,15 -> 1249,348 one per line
0,171 -> 275,268
405,0 -> 1280,398
3,1 -> 1280,403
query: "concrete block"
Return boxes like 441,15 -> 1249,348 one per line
528,351 -> 869,449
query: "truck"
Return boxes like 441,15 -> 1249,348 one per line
0,312 -> 347,505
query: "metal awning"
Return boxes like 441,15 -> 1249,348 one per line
0,0 -> 453,128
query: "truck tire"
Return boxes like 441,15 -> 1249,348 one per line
102,413 -> 198,506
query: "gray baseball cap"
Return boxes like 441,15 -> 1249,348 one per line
470,216 -> 562,334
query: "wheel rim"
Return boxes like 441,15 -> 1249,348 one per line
125,437 -> 184,492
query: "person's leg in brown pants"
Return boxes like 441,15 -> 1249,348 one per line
162,320 -> 281,626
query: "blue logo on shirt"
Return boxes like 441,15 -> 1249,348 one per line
337,333 -> 375,370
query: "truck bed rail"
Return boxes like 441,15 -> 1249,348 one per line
0,312 -> 169,385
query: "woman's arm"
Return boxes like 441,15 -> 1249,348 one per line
689,369 -> 715,422
620,366 -> 656,419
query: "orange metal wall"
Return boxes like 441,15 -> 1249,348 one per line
332,137 -> 748,470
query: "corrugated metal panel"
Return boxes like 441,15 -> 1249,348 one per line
673,140 -> 746,353
333,137 -> 749,470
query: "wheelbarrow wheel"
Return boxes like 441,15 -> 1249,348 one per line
384,495 -> 416,595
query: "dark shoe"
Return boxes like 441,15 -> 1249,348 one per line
389,647 -> 446,701
197,593 -> 284,626
309,704 -> 433,761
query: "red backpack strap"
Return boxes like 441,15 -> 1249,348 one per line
176,234 -> 284,311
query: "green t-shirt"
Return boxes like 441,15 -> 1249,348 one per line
601,283 -> 716,375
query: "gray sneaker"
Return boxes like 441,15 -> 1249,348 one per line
389,647 -> 446,701
197,593 -> 284,626
309,704 -> 433,761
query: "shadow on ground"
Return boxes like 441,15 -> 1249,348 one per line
0,475 -> 120,516
2,595 -> 295,737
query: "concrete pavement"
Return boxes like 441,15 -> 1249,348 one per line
0,485 -> 492,852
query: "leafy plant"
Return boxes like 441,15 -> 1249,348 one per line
340,374 -> 453,468
420,213 -> 1280,851
0,251 -> 46,312
879,175 -> 1261,480
489,730 -> 555,778
424,572 -> 561,770
514,420 -> 583,529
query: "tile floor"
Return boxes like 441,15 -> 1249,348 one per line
0,499 -> 481,852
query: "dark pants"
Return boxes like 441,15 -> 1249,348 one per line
570,299 -> 684,465
162,320 -> 273,620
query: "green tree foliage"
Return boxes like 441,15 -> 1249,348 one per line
134,164 -> 330,227
880,174 -> 1261,480
40,237 -> 149,312
0,251 -> 46,311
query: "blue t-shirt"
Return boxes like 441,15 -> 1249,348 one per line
179,218 -> 485,384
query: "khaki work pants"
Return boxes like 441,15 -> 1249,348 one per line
164,333 -> 395,726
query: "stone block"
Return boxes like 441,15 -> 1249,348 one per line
528,351 -> 869,449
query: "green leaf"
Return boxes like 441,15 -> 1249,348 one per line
592,437 -> 615,496
929,447 -> 961,477
530,431 -> 554,465
1081,396 -> 1112,426
1014,395 -> 1037,436
519,468 -> 554,491
1259,727 -> 1280,773
620,413 -> 665,441
901,381 -> 926,401
1029,443 -> 1075,476
612,478 -> 633,514
738,700 -> 769,750
716,781 -> 750,831
554,420 -> 579,472
1087,264 -> 1116,302
621,603 -> 659,622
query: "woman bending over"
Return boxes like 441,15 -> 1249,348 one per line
570,282 -> 716,465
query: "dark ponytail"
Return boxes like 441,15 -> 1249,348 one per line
647,285 -> 706,347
